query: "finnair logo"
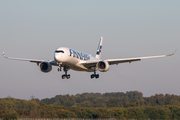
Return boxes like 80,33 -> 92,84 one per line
69,49 -> 90,60
96,46 -> 102,55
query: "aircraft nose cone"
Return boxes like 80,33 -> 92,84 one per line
54,53 -> 62,62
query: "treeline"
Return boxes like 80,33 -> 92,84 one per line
1,99 -> 180,119
41,91 -> 180,107
0,91 -> 180,119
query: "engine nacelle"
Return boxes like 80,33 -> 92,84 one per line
39,62 -> 52,73
96,60 -> 110,72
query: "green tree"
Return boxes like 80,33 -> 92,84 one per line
58,95 -> 76,106
3,111 -> 18,120
155,94 -> 165,105
43,105 -> 56,119
127,107 -> 147,119
113,108 -> 124,119
61,110 -> 77,118
0,111 -> 2,118
169,106 -> 180,119
144,106 -> 166,119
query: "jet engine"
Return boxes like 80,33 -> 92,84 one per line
96,60 -> 110,72
39,62 -> 52,73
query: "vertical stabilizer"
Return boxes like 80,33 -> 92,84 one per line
95,37 -> 103,59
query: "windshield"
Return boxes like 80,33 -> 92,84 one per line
55,50 -> 64,53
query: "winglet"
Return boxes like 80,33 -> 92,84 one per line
166,49 -> 177,57
2,52 -> 5,58
2,52 -> 9,59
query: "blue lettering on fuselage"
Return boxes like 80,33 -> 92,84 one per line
69,49 -> 90,60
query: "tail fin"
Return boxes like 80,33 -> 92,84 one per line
95,37 -> 103,59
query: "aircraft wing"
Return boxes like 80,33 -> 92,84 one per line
2,52 -> 58,66
80,50 -> 176,68
107,50 -> 177,65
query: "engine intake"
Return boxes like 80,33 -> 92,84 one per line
97,60 -> 110,72
40,62 -> 52,73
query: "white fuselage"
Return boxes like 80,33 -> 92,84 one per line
54,47 -> 98,72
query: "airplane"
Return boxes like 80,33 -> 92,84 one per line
2,37 -> 176,79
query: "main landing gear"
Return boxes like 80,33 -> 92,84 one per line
91,69 -> 99,79
62,66 -> 70,79
57,65 -> 70,79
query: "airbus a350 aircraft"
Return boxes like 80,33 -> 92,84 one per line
3,37 -> 176,79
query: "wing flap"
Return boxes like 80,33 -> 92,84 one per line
108,58 -> 141,65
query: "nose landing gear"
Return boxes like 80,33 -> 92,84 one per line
58,62 -> 62,71
62,66 -> 70,79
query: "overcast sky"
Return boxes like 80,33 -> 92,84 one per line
0,0 -> 180,100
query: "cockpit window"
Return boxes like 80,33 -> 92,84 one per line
55,50 -> 64,53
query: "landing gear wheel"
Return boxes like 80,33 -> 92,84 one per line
91,74 -> 99,79
62,75 -> 66,79
67,74 -> 70,79
95,74 -> 99,79
91,74 -> 95,79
